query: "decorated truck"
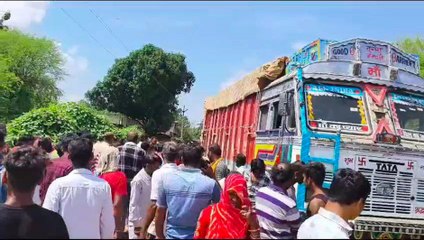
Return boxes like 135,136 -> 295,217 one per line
255,38 -> 424,239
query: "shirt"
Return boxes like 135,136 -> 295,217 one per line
247,171 -> 271,207
215,160 -> 229,181
149,163 -> 178,235
150,163 -> 178,201
100,171 -> 128,203
157,167 -> 221,239
39,153 -> 73,203
43,168 -> 115,239
129,168 -> 152,227
118,142 -> 147,182
0,204 -> 69,239
297,207 -> 353,239
255,184 -> 302,239
237,165 -> 251,180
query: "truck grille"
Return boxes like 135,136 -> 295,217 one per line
359,166 -> 413,216
418,180 -> 424,203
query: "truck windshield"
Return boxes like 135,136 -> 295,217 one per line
390,93 -> 424,133
305,83 -> 369,133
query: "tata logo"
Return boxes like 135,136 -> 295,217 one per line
376,162 -> 398,173
375,182 -> 394,196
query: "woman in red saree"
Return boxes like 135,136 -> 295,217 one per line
194,173 -> 260,239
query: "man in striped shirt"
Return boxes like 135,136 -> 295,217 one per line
255,163 -> 302,239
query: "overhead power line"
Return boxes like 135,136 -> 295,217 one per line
60,8 -> 116,58
61,8 -> 173,98
89,9 -> 130,52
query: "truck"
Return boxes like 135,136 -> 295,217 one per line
202,56 -> 288,166
203,38 -> 424,239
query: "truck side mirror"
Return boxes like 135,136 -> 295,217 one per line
278,92 -> 290,116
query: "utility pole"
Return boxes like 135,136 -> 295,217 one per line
180,106 -> 188,140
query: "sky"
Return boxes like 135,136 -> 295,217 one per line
1,1 -> 424,124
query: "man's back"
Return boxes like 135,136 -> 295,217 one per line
43,169 -> 114,239
256,185 -> 302,239
157,167 -> 220,239
297,208 -> 352,239
118,142 -> 146,181
39,154 -> 73,202
0,204 -> 69,239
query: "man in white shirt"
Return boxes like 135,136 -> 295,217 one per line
297,168 -> 371,239
128,153 -> 162,239
43,137 -> 115,239
140,141 -> 179,239
235,153 -> 250,180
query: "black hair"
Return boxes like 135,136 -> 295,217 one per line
270,163 -> 294,185
162,142 -> 179,163
15,135 -> 35,147
4,146 -> 47,192
208,144 -> 222,157
305,162 -> 326,187
59,133 -> 78,153
235,153 -> 247,168
328,168 -> 371,205
250,158 -> 266,175
182,145 -> 202,167
145,152 -> 162,165
78,131 -> 95,143
140,141 -> 150,151
68,137 -> 93,168
38,137 -> 54,153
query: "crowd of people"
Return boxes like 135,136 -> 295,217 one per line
0,124 -> 372,239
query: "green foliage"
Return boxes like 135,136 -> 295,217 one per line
174,110 -> 202,143
0,58 -> 22,122
0,30 -> 64,121
114,125 -> 145,141
86,44 -> 195,134
396,37 -> 424,77
6,103 -> 116,145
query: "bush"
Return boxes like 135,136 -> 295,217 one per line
6,102 -> 117,145
114,125 -> 145,141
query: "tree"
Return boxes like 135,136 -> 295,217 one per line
396,37 -> 424,77
174,110 -> 202,143
0,30 -> 64,121
86,44 -> 195,134
6,103 -> 117,145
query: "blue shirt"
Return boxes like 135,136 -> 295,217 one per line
157,167 -> 220,239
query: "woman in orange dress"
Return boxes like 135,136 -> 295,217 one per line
194,173 -> 260,239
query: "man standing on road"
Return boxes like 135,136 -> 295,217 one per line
128,152 -> 162,239
297,168 -> 371,239
235,153 -> 250,180
43,137 -> 115,239
208,144 -> 229,181
247,158 -> 271,207
0,146 -> 69,239
39,133 -> 77,203
256,163 -> 302,239
155,145 -> 221,239
141,142 -> 180,239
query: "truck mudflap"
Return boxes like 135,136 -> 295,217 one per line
353,216 -> 424,239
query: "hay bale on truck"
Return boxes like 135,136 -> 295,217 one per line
201,57 -> 289,168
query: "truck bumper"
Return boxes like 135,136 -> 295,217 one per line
354,216 -> 424,236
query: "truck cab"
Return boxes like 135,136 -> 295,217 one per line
255,38 -> 424,239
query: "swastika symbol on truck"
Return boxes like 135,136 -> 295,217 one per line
407,161 -> 414,170
358,157 -> 367,166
